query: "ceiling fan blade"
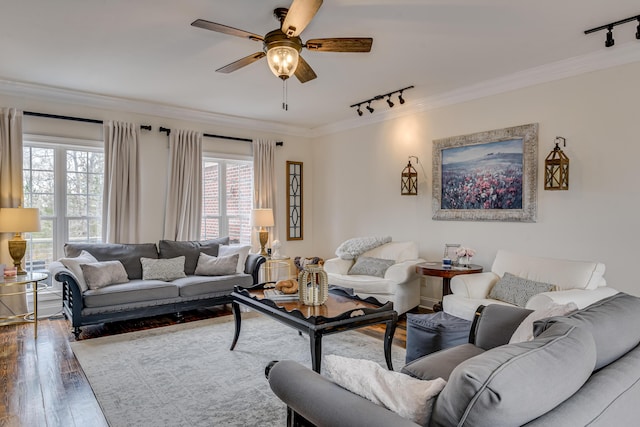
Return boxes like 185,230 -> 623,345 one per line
191,19 -> 263,41
305,38 -> 373,52
281,0 -> 323,37
216,52 -> 266,74
294,55 -> 317,83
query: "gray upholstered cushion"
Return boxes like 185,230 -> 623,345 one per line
82,279 -> 179,308
80,261 -> 129,290
402,343 -> 485,381
158,237 -> 230,275
174,274 -> 253,297
64,242 -> 159,280
533,292 -> 640,370
218,244 -> 251,274
348,257 -> 395,278
194,253 -> 239,276
488,272 -> 555,307
140,256 -> 187,281
432,322 -> 596,427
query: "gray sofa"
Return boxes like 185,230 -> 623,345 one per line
51,239 -> 265,338
268,292 -> 640,426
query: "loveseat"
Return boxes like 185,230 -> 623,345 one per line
50,238 -> 265,338
268,292 -> 640,426
444,249 -> 618,321
324,240 -> 425,315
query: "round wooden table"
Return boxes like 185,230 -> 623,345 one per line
415,262 -> 483,312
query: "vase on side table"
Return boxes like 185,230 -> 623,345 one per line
458,256 -> 471,267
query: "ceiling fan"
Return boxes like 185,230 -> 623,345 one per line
191,0 -> 373,83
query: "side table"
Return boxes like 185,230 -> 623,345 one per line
0,272 -> 48,338
415,262 -> 483,312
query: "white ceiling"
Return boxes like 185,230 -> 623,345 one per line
1,1 -> 639,133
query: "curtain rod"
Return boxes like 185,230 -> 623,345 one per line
24,111 -> 152,130
158,126 -> 283,146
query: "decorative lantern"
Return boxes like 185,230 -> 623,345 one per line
401,156 -> 418,195
544,137 -> 569,190
298,264 -> 328,306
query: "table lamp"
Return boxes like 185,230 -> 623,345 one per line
251,208 -> 274,257
0,207 -> 41,275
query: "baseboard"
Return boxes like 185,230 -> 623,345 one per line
419,296 -> 439,310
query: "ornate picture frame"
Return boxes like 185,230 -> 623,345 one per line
286,161 -> 303,240
432,123 -> 538,222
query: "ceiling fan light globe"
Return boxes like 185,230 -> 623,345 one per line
267,46 -> 299,79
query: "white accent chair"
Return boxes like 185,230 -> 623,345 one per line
444,249 -> 618,321
324,241 -> 425,315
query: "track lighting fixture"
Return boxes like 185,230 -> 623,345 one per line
350,85 -> 414,117
585,14 -> 640,47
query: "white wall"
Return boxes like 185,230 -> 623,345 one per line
311,61 -> 640,305
0,95 -> 316,261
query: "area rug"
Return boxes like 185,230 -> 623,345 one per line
71,314 -> 406,427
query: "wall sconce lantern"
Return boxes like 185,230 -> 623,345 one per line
544,137 -> 569,190
401,156 -> 419,195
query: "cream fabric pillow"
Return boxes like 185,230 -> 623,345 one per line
218,245 -> 251,274
80,261 -> 129,290
59,250 -> 99,292
509,302 -> 579,344
141,256 -> 187,281
324,354 -> 446,425
194,253 -> 239,276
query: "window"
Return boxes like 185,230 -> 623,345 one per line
202,157 -> 253,244
23,136 -> 104,267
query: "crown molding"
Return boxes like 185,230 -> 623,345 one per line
311,42 -> 640,137
0,79 -> 312,138
2,43 -> 639,139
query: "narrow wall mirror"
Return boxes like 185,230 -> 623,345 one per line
287,161 -> 303,240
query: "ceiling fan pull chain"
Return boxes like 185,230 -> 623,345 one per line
282,79 -> 288,111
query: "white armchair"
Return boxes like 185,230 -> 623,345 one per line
324,241 -> 425,314
444,249 -> 618,321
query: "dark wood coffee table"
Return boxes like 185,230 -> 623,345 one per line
230,284 -> 398,373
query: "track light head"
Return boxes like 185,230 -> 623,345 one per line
398,91 -> 405,104
605,26 -> 615,47
386,96 -> 394,108
357,105 -> 363,116
636,18 -> 640,39
366,103 -> 374,113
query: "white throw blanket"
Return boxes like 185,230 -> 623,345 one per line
335,236 -> 392,260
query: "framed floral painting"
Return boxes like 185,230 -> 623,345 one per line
432,123 -> 538,222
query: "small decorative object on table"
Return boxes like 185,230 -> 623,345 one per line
298,264 -> 328,306
456,247 -> 476,267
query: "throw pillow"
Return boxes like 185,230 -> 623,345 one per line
194,253 -> 239,276
80,261 -> 129,290
488,272 -> 556,307
324,354 -> 446,425
348,257 -> 395,278
335,236 -> 392,260
509,302 -> 579,344
218,245 -> 251,274
158,237 -> 229,275
140,256 -> 187,281
59,250 -> 99,292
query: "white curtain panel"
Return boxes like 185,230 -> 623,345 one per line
252,139 -> 277,251
103,121 -> 140,244
163,129 -> 202,241
0,107 -> 28,315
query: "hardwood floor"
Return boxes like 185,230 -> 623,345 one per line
0,305 -> 428,427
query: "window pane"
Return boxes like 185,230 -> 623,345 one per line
31,170 -> 55,193
67,151 -> 88,173
31,193 -> 55,216
203,161 -> 220,216
67,172 -> 88,194
68,219 -> 88,241
67,195 -> 88,217
201,217 -> 219,240
228,216 -> 251,245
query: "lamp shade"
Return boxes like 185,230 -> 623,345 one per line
0,207 -> 41,232
251,208 -> 274,228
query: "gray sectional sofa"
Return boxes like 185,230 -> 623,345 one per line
50,238 -> 265,338
268,292 -> 640,426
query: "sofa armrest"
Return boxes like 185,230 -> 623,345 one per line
268,360 -> 419,427
526,286 -> 619,310
245,253 -> 266,284
54,269 -> 85,313
471,304 -> 533,350
450,272 -> 500,299
324,257 -> 354,275
384,259 -> 425,283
